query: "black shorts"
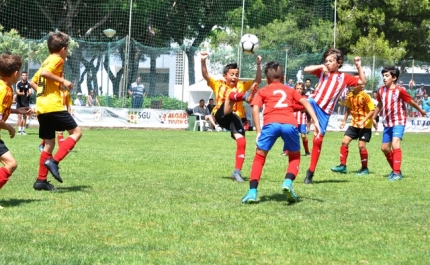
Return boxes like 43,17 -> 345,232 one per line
344,126 -> 372,142
215,102 -> 245,139
38,111 -> 77,139
16,101 -> 30,109
0,139 -> 9,156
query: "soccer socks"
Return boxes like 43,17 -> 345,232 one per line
57,134 -> 64,147
250,153 -> 266,183
0,167 -> 12,189
392,148 -> 402,174
235,137 -> 246,170
309,135 -> 324,172
287,152 -> 300,177
384,150 -> 394,170
38,151 -> 51,181
302,138 -> 309,153
228,92 -> 245,102
340,145 -> 348,165
360,148 -> 368,168
53,137 -> 77,162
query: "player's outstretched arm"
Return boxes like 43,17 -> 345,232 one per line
253,56 -> 262,85
200,52 -> 210,83
408,100 -> 427,117
354,57 -> 366,86
340,108 -> 351,129
40,70 -> 73,89
304,64 -> 325,74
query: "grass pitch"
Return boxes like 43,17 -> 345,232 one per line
0,129 -> 429,264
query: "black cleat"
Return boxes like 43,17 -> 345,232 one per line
304,169 -> 314,184
44,158 -> 63,183
33,180 -> 58,192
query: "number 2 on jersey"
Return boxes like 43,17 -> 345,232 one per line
273,89 -> 288,108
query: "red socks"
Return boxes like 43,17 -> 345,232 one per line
384,150 -> 394,170
309,135 -> 324,172
57,134 -> 64,147
53,137 -> 76,162
287,152 -> 300,177
229,92 -> 245,102
340,145 -> 348,165
235,137 -> 246,170
302,138 -> 309,153
392,148 -> 402,173
0,167 -> 12,189
249,153 -> 266,182
360,149 -> 368,168
38,151 -> 51,181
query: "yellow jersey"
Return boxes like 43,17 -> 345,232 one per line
345,90 -> 375,129
207,77 -> 253,117
0,79 -> 14,123
32,54 -> 65,115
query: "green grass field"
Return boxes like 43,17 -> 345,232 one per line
0,128 -> 429,264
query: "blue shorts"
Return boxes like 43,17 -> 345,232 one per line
257,123 -> 300,152
298,124 -> 307,134
308,98 -> 330,135
382,125 -> 405,143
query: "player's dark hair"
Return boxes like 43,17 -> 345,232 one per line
322,48 -> 344,68
199,99 -> 204,103
223,63 -> 238,75
305,78 -> 311,82
0,54 -> 23,77
264,61 -> 283,81
381,66 -> 400,83
21,71 -> 27,74
48,31 -> 70,53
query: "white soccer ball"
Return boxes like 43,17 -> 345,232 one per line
240,34 -> 259,55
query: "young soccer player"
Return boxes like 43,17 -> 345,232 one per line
30,31 -> 82,191
241,61 -> 320,204
201,52 -> 262,182
331,81 -> 375,175
373,66 -> 427,181
303,48 -> 366,184
38,75 -> 72,151
0,54 -> 33,205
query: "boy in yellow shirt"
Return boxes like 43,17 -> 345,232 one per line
30,31 -> 82,191
0,54 -> 32,203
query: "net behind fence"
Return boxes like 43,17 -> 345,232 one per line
1,1 -> 427,110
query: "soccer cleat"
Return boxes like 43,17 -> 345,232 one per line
282,179 -> 297,203
241,189 -> 258,204
305,152 -> 311,156
356,167 -> 370,176
304,169 -> 314,184
231,171 -> 245,182
39,145 -> 44,152
33,180 -> 58,192
44,158 -> 63,183
331,164 -> 347,174
18,131 -> 22,135
21,131 -> 26,135
389,172 -> 403,181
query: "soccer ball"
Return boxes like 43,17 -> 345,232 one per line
240,34 -> 259,54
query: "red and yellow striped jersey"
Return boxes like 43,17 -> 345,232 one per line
0,79 -> 14,123
345,90 -> 375,128
206,77 -> 253,117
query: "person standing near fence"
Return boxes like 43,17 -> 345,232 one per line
128,76 -> 146,109
200,51 -> 262,182
15,71 -> 32,135
302,48 -> 366,184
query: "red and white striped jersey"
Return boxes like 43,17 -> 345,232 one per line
309,69 -> 359,115
376,85 -> 412,127
294,95 -> 308,125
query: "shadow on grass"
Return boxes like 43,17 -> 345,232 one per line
221,176 -> 249,182
309,179 -> 349,184
56,185 -> 92,193
259,193 -> 324,204
0,198 -> 42,207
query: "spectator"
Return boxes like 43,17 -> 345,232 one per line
74,92 -> 83,106
416,83 -> 425,97
406,83 -> 416,117
287,78 -> 294,88
422,93 -> 430,113
87,89 -> 100,107
15,71 -> 32,135
304,78 -> 314,96
206,98 -> 215,114
193,99 -> 218,131
128,76 -> 146,109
